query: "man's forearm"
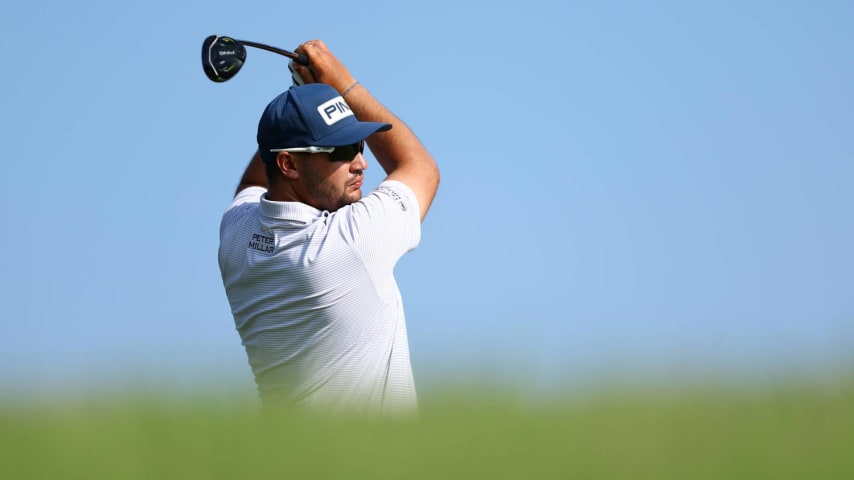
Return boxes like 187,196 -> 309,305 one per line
343,84 -> 439,219
343,84 -> 430,176
276,39 -> 439,219
235,150 -> 267,196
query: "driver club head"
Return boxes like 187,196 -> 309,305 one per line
202,35 -> 247,82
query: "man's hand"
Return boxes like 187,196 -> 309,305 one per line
290,40 -> 357,94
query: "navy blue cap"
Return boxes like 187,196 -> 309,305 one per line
257,84 -> 392,163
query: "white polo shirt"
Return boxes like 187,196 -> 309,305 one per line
218,180 -> 421,414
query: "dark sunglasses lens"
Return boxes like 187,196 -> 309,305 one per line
329,141 -> 364,161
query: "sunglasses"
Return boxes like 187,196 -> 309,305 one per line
270,141 -> 364,162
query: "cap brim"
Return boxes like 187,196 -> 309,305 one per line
312,121 -> 392,147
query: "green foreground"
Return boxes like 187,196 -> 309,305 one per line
2,380 -> 852,479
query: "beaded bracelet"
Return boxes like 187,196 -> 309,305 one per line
342,81 -> 360,97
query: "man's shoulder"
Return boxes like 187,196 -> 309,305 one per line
334,180 -> 420,228
221,187 -> 265,230
230,186 -> 266,209
372,180 -> 418,215
329,180 -> 421,260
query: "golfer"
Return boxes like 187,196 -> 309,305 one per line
218,40 -> 439,414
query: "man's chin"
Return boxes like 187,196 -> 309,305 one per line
332,192 -> 362,211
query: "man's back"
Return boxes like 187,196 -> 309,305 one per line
218,182 -> 421,413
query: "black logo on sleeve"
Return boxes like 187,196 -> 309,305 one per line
248,233 -> 275,254
379,186 -> 408,212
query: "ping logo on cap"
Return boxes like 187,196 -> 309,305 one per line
317,96 -> 354,126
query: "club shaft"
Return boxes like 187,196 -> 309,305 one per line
237,39 -> 308,65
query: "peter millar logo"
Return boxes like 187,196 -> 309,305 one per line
317,96 -> 354,126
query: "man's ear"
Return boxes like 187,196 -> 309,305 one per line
276,152 -> 299,179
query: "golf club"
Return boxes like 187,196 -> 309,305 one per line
202,35 -> 309,83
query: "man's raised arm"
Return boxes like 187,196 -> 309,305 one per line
291,40 -> 440,221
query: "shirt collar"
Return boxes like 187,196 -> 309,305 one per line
259,193 -> 325,223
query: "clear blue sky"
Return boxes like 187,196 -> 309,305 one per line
2,0 -> 852,399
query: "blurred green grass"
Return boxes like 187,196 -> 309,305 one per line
1,379 -> 852,479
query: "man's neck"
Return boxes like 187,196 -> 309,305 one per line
265,183 -> 301,203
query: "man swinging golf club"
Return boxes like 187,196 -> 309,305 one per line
218,39 -> 440,414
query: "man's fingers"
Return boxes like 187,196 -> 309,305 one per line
293,64 -> 316,84
294,39 -> 353,92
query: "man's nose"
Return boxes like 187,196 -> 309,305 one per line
351,153 -> 368,171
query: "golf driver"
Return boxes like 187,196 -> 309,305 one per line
202,35 -> 309,83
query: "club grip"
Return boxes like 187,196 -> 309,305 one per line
295,53 -> 309,65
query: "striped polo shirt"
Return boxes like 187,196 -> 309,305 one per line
218,180 -> 421,414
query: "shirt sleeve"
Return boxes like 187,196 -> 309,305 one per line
334,180 -> 422,273
220,186 -> 266,233
230,186 -> 266,209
